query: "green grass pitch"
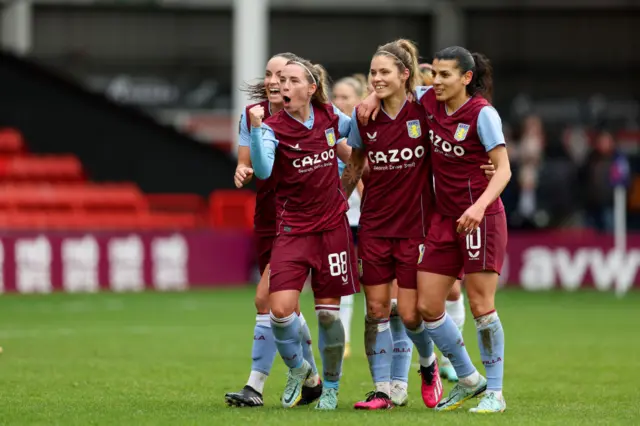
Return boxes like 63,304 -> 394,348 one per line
0,288 -> 638,425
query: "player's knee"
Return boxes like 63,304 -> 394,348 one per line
417,299 -> 444,322
399,310 -> 422,330
316,308 -> 340,328
467,296 -> 494,319
270,305 -> 295,319
366,299 -> 391,320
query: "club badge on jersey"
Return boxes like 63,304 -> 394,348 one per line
454,123 -> 470,141
406,120 -> 422,139
325,128 -> 337,147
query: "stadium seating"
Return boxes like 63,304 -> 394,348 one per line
1,155 -> 84,182
0,128 -> 208,230
0,127 -> 262,230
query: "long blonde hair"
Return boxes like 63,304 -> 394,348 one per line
374,39 -> 422,94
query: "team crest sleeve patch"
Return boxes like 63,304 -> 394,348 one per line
454,123 -> 470,141
325,128 -> 337,147
406,120 -> 422,138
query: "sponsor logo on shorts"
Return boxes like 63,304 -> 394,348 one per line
283,226 -> 292,233
418,244 -> 425,264
358,259 -> 363,277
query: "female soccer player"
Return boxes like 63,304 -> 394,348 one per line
249,57 -> 358,410
359,46 -> 510,413
341,39 -> 444,410
332,75 -> 367,359
420,62 -> 467,383
225,53 -> 322,408
416,47 -> 510,414
359,46 -> 508,413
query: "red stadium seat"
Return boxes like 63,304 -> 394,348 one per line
0,183 -> 147,214
4,155 -> 84,182
208,190 -> 255,229
0,128 -> 25,154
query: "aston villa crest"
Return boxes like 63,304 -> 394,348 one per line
325,128 -> 337,147
406,120 -> 422,139
454,123 -> 470,141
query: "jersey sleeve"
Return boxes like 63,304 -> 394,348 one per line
415,86 -> 432,102
346,109 -> 363,149
332,104 -> 352,137
238,109 -> 251,147
477,106 -> 506,152
250,123 -> 279,179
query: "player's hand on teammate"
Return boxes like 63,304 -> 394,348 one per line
357,95 -> 381,125
481,159 -> 496,180
234,165 -> 254,188
457,203 -> 486,235
249,105 -> 265,128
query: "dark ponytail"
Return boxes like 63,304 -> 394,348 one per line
434,46 -> 494,102
470,52 -> 493,103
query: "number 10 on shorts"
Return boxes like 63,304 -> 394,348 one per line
328,251 -> 348,277
466,227 -> 481,259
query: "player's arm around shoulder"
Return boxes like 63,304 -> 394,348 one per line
337,140 -> 352,164
340,109 -> 367,197
329,103 -> 355,163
